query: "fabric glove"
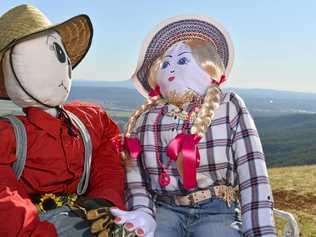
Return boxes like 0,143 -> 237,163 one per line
110,208 -> 156,237
74,197 -> 130,237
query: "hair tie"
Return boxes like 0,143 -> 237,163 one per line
148,85 -> 161,97
212,74 -> 226,86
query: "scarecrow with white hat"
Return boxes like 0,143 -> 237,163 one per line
109,15 -> 276,237
0,5 -> 126,237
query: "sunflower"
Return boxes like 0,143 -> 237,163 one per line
37,193 -> 63,212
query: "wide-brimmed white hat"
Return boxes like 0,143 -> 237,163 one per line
131,14 -> 235,97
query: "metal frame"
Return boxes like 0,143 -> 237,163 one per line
274,209 -> 300,237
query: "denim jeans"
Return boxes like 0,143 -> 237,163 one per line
39,206 -> 94,237
154,197 -> 242,237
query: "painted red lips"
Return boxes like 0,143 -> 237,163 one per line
168,76 -> 175,82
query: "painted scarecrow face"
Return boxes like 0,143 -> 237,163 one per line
2,30 -> 72,108
156,41 -> 213,98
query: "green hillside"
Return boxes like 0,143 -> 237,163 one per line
255,114 -> 316,167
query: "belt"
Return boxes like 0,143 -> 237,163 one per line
155,185 -> 238,207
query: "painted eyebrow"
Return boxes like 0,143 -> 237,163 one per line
164,55 -> 172,58
177,51 -> 192,56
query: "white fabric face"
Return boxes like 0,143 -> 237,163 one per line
2,30 -> 72,108
156,41 -> 212,98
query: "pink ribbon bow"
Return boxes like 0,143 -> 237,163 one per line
111,135 -> 142,160
148,85 -> 161,97
166,133 -> 202,190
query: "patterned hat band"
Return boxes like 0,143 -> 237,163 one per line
132,15 -> 234,97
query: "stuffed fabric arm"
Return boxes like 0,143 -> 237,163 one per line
230,94 -> 276,237
85,108 -> 125,210
124,113 -> 155,215
111,113 -> 157,236
0,122 -> 57,237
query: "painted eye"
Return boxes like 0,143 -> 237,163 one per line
162,61 -> 170,69
53,42 -> 66,63
177,57 -> 190,65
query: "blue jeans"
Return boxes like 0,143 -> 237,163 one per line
155,197 -> 242,237
39,206 -> 94,237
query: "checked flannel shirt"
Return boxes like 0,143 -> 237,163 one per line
125,91 -> 276,237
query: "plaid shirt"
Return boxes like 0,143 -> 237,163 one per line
125,92 -> 276,237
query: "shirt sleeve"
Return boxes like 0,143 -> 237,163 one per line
0,121 -> 57,237
125,114 -> 155,216
230,94 -> 276,237
85,109 -> 126,210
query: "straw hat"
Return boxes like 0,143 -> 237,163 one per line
131,15 -> 235,97
0,4 -> 93,99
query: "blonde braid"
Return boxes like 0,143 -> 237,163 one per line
190,86 -> 221,137
125,95 -> 163,137
122,95 -> 164,163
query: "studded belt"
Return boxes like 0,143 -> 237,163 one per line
155,185 -> 239,207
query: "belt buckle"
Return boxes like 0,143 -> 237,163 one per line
214,185 -> 235,207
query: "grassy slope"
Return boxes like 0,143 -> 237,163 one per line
269,165 -> 316,236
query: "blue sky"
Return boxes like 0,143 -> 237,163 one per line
1,1 -> 315,92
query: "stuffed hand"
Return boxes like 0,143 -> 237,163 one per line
86,206 -> 117,237
110,208 -> 156,237
74,197 -> 130,237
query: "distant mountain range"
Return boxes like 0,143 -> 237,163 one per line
72,79 -> 316,100
73,79 -> 135,89
70,80 -> 316,117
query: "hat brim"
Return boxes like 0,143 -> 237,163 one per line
0,14 -> 93,99
131,14 -> 235,97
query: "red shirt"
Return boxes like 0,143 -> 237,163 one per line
0,101 -> 125,237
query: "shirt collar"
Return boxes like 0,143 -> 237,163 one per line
23,107 -> 62,138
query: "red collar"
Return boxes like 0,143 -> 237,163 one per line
23,107 -> 62,138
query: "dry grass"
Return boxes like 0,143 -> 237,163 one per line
269,165 -> 316,236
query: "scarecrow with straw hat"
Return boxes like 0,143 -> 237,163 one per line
107,15 -> 277,237
0,4 -> 127,237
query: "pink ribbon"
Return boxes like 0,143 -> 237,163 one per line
166,133 -> 201,190
111,135 -> 142,160
124,136 -> 142,159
